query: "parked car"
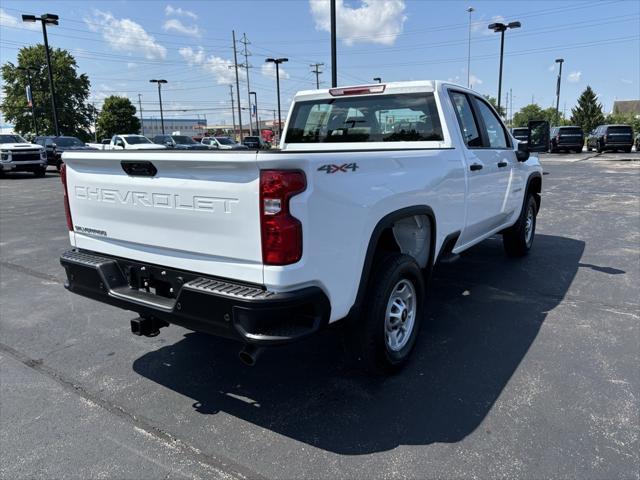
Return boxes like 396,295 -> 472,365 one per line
86,139 -> 112,150
510,127 -> 529,143
201,136 -> 249,150
242,136 -> 270,150
111,135 -> 166,150
59,80 -> 548,373
0,133 -> 47,176
34,136 -> 97,170
586,125 -> 634,153
152,134 -> 209,150
549,126 -> 584,153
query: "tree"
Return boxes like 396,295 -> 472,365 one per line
96,96 -> 141,139
483,95 -> 506,117
570,86 -> 605,134
512,104 -> 544,127
1,45 -> 93,139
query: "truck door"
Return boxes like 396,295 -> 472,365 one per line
449,91 -> 512,246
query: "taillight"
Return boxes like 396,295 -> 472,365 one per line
60,163 -> 73,231
260,170 -> 306,265
329,84 -> 385,96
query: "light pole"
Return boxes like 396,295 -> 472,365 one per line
555,58 -> 564,125
22,13 -> 59,136
250,91 -> 260,134
265,58 -> 288,139
149,79 -> 167,134
330,0 -> 337,87
373,77 -> 382,83
488,20 -> 521,114
17,67 -> 38,135
466,7 -> 474,88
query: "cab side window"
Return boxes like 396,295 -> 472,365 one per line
473,98 -> 508,149
450,92 -> 482,148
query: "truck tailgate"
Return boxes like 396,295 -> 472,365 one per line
63,151 -> 263,284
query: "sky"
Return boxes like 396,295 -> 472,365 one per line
1,0 -> 639,128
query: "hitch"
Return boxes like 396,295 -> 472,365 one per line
131,315 -> 169,337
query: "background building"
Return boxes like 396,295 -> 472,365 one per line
141,117 -> 207,137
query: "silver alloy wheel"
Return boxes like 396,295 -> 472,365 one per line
524,203 -> 534,245
384,279 -> 417,352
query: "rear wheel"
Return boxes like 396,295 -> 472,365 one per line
503,193 -> 537,257
348,253 -> 424,374
624,146 -> 632,153
596,141 -> 604,153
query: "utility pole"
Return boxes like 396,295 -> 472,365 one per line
240,33 -> 254,136
92,102 -> 97,142
555,58 -> 564,126
250,91 -> 260,134
17,67 -> 38,135
137,93 -> 144,136
466,6 -> 474,88
310,63 -> 324,89
229,85 -> 237,140
149,79 -> 167,134
232,30 -> 243,141
330,0 -> 337,87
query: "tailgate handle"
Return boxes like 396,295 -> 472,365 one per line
121,161 -> 157,177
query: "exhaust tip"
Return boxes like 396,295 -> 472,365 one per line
239,344 -> 263,366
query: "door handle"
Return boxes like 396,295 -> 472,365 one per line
497,161 -> 508,168
469,163 -> 483,171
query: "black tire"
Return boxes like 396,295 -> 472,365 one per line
586,145 -> 592,152
56,160 -> 62,172
624,147 -> 632,154
348,253 -> 425,374
33,167 -> 46,177
503,193 -> 537,257
596,141 -> 604,153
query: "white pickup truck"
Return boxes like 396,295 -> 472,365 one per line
59,81 -> 548,373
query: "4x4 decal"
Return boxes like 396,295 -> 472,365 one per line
317,163 -> 359,174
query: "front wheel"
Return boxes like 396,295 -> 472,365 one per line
503,193 -> 537,257
348,253 -> 425,374
596,142 -> 604,153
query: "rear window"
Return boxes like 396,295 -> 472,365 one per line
559,127 -> 583,135
607,126 -> 632,134
285,93 -> 443,143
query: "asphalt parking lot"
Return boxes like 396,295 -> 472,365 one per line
1,151 -> 638,479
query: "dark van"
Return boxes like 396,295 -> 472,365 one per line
549,126 -> 584,153
586,125 -> 633,153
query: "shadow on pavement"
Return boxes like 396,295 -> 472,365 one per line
133,234 -> 584,454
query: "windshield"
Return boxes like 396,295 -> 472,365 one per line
215,137 -> 236,145
124,136 -> 152,144
0,134 -> 27,143
608,126 -> 632,134
55,137 -> 84,147
172,135 -> 196,144
285,93 -> 443,143
559,127 -> 583,135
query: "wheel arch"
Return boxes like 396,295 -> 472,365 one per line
526,172 -> 542,211
348,206 -> 437,319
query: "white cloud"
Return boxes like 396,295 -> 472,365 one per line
127,62 -> 138,69
469,74 -> 483,87
0,8 -> 38,29
261,62 -> 290,80
567,71 -> 582,83
309,0 -> 407,46
620,78 -> 633,85
165,5 -> 197,20
163,18 -> 201,37
179,46 -> 243,85
84,10 -> 167,60
548,63 -> 556,72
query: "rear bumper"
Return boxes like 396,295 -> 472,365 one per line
60,249 -> 330,345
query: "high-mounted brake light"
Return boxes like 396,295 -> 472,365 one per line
260,170 -> 306,265
60,163 -> 73,231
329,84 -> 385,96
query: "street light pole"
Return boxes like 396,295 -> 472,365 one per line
250,91 -> 260,134
138,93 -> 144,135
330,0 -> 337,87
555,58 -> 564,125
265,58 -> 288,139
488,21 -> 521,114
373,77 -> 382,83
149,79 -> 167,134
22,13 -> 59,136
466,6 -> 474,88
17,67 -> 38,135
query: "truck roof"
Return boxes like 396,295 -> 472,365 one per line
293,80 -> 468,102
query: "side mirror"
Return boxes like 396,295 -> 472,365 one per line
527,120 -> 550,153
515,141 -> 530,162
